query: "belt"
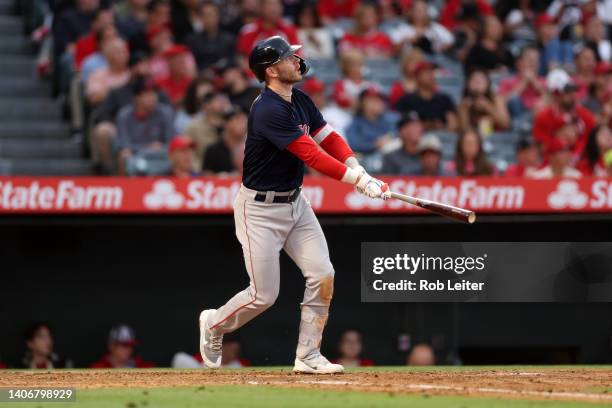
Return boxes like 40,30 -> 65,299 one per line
254,188 -> 301,203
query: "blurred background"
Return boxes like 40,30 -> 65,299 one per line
0,0 -> 611,370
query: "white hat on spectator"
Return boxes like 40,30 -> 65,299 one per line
546,69 -> 576,92
417,133 -> 442,154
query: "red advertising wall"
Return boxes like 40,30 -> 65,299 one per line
0,176 -> 611,214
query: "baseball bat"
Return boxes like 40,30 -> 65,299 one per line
389,191 -> 476,224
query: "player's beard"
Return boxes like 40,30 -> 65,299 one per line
278,66 -> 302,84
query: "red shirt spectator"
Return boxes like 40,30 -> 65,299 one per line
331,49 -> 373,109
155,45 -> 195,106
533,106 -> 596,159
534,69 -> 597,160
439,0 -> 493,30
317,0 -> 360,21
90,325 -> 155,369
236,0 -> 298,55
74,7 -> 115,70
237,19 -> 298,55
504,139 -> 541,177
338,3 -> 394,58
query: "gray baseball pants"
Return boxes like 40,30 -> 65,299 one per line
208,184 -> 335,359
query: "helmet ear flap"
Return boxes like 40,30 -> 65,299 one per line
295,55 -> 310,76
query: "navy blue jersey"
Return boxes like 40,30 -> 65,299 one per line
242,87 -> 326,192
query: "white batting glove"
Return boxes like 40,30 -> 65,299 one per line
356,173 -> 390,200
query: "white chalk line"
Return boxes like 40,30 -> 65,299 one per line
246,379 -> 612,401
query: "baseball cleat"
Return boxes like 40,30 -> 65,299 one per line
199,309 -> 223,368
293,352 -> 344,374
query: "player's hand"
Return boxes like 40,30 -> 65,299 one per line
356,173 -> 390,200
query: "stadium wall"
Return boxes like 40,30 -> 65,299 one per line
0,215 -> 611,367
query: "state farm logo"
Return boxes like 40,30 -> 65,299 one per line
143,180 -> 184,209
547,180 -> 588,209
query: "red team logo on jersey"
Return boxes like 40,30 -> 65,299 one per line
298,124 -> 310,136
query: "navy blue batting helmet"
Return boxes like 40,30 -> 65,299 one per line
248,36 -> 309,82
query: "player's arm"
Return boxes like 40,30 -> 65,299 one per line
286,135 -> 388,199
311,124 -> 366,175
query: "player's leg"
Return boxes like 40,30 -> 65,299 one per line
200,190 -> 288,367
283,194 -> 343,374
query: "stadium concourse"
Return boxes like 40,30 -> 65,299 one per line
1,0 -> 611,178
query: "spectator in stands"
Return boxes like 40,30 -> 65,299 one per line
578,126 -> 612,176
407,343 -> 435,365
294,2 -> 334,59
185,2 -> 236,71
155,45 -> 195,107
115,0 -> 149,25
86,38 -> 131,106
332,329 -> 374,367
236,0 -> 298,56
448,129 -> 495,176
458,69 -> 509,136
220,63 -> 261,113
536,13 -> 573,76
186,91 -> 232,170
17,322 -> 68,369
165,135 -> 199,177
91,325 -> 154,368
74,7 -> 115,71
147,24 -> 174,81
439,0 -> 493,31
389,0 -> 454,56
114,0 -> 149,44
528,138 -> 582,179
395,61 -> 458,131
174,75 -> 213,134
116,77 -> 174,175
464,15 -> 512,74
497,1 -> 537,46
302,77 -> 352,137
171,0 -> 202,44
389,49 -> 425,108
449,1 -> 483,62
498,45 -> 547,119
346,87 -> 398,154
583,16 -> 611,63
533,69 -> 596,160
381,111 -> 423,175
584,63 -> 612,116
53,0 -> 100,57
203,108 -> 247,174
127,0 -> 171,55
417,133 -> 451,176
81,25 -> 121,82
338,2 -> 394,58
504,139 -> 541,178
220,0 -> 259,34
317,0 -> 359,24
332,49 -> 373,112
572,47 -> 597,102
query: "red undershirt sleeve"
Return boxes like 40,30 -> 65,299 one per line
286,134 -> 348,181
312,125 -> 355,163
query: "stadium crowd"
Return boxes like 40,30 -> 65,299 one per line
0,323 -> 438,368
24,0 -> 612,178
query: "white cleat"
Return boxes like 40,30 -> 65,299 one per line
293,352 -> 344,374
199,309 -> 223,368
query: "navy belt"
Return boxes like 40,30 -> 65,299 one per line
254,188 -> 301,203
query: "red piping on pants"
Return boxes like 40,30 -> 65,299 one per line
210,199 -> 257,330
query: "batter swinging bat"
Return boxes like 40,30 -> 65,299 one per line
388,190 -> 476,224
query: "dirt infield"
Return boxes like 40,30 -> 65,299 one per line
1,368 -> 611,403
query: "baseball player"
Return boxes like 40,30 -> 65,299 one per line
199,36 -> 389,374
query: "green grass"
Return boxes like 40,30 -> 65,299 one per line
3,386 -> 608,408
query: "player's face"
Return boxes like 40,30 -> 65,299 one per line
270,55 -> 302,84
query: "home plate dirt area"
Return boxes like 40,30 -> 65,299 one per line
1,368 -> 611,403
